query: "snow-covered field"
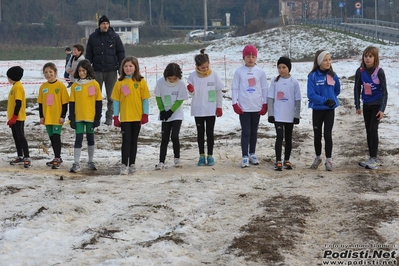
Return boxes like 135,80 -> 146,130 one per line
0,26 -> 398,265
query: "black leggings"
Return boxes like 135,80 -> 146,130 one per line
363,104 -> 380,158
195,116 -> 215,155
274,122 -> 294,162
312,109 -> 335,158
11,121 -> 30,158
121,122 -> 141,166
159,120 -> 182,163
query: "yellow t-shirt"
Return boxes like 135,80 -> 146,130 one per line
111,78 -> 151,122
37,80 -> 69,125
69,80 -> 102,121
7,81 -> 26,121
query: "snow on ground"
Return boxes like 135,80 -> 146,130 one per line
0,26 -> 398,265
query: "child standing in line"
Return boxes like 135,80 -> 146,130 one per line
68,59 -> 102,173
231,44 -> 268,168
267,57 -> 301,171
111,56 -> 151,175
64,47 -> 72,83
66,44 -> 85,88
354,46 -> 388,170
37,62 -> 69,169
154,63 -> 188,170
307,50 -> 341,171
187,49 -> 224,166
7,66 -> 31,168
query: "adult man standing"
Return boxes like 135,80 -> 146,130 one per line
86,15 -> 125,125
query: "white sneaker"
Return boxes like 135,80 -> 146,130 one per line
155,162 -> 164,170
129,164 -> 136,174
325,160 -> 333,171
249,154 -> 259,165
241,156 -> 249,168
366,157 -> 378,170
174,158 -> 182,167
310,157 -> 322,169
120,164 -> 128,175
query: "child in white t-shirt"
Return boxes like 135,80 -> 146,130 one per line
187,49 -> 224,166
231,44 -> 268,168
154,63 -> 188,169
267,57 -> 301,171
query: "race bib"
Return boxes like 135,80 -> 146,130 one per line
88,86 -> 96,96
163,95 -> 172,107
248,77 -> 256,87
277,91 -> 284,100
208,90 -> 216,102
122,85 -> 131,96
363,83 -> 372,95
326,75 -> 335,86
46,94 -> 54,106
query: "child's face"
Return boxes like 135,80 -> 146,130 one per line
166,76 -> 178,83
78,66 -> 87,79
364,53 -> 375,68
197,62 -> 209,72
123,61 -> 136,76
72,47 -> 81,56
319,54 -> 332,71
44,67 -> 57,82
244,55 -> 257,67
277,64 -> 289,77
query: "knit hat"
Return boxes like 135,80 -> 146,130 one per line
277,57 -> 292,72
7,66 -> 24,82
242,45 -> 258,58
98,15 -> 110,26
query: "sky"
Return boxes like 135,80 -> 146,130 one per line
0,25 -> 398,265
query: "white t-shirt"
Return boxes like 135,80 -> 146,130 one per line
154,78 -> 188,121
187,71 -> 224,117
268,76 -> 301,123
231,65 -> 268,112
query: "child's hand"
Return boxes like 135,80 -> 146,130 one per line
59,117 -> 65,124
232,103 -> 243,115
356,109 -> 362,115
113,116 -> 121,127
187,84 -> 194,93
7,115 -> 18,127
293,118 -> 300,124
216,108 -> 223,117
268,116 -> 275,123
376,111 -> 384,121
258,103 -> 268,116
40,117 -> 45,124
140,114 -> 149,125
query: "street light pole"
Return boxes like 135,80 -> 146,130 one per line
375,0 -> 377,40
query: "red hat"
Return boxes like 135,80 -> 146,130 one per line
242,45 -> 258,58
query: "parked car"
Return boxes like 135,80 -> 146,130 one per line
186,29 -> 214,41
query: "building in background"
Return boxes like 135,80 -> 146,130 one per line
280,0 -> 333,23
77,18 -> 145,45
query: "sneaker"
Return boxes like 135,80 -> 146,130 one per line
46,158 -> 63,167
310,157 -> 322,169
366,157 -> 378,170
249,154 -> 259,165
70,162 -> 80,173
274,161 -> 283,171
87,162 -> 97,170
283,160 -> 293,170
129,164 -> 136,174
241,156 -> 249,168
51,158 -> 62,169
325,160 -> 333,171
23,158 -> 31,168
207,155 -> 215,166
155,162 -> 165,170
174,158 -> 181,167
120,164 -> 128,175
10,157 -> 24,165
198,156 -> 206,166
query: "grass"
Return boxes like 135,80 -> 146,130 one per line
0,44 -> 206,61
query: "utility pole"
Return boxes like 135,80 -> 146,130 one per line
149,0 -> 152,25
204,0 -> 208,38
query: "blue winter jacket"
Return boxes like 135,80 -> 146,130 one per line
86,27 -> 125,72
307,69 -> 341,110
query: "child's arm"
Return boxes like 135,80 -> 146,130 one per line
93,100 -> 102,127
353,68 -> 362,112
140,99 -> 149,125
378,68 -> 388,113
113,100 -> 121,127
156,97 -> 165,111
68,102 -> 76,129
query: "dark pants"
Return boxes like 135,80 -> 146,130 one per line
363,104 -> 380,158
239,112 -> 260,157
312,109 -> 335,158
95,71 -> 117,122
11,121 -> 30,158
274,122 -> 294,162
159,120 -> 182,163
195,116 -> 215,155
121,122 -> 141,166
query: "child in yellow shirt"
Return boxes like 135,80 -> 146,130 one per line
37,62 -> 69,169
68,60 -> 102,173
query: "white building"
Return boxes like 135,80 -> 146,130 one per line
77,18 -> 145,45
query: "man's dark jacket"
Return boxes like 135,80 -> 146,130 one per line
86,27 -> 125,72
